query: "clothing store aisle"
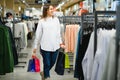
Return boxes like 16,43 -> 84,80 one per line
0,39 -> 76,80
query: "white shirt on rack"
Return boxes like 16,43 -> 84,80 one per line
33,17 -> 62,51
82,29 -> 116,80
82,31 -> 94,80
91,29 -> 116,80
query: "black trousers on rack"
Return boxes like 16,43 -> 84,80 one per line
74,32 -> 91,80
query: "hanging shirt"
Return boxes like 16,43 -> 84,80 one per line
82,29 -> 116,80
111,1 -> 120,11
91,29 -> 116,80
27,21 -> 33,32
82,31 -> 95,80
33,17 -> 62,52
14,22 -> 28,49
5,22 -> 13,32
101,32 -> 118,80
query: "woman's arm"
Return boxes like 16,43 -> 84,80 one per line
33,20 -> 43,54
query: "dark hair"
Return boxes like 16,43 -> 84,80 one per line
42,4 -> 51,18
6,12 -> 12,18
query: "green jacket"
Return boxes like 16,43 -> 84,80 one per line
0,26 -> 14,75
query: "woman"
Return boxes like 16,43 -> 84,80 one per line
33,4 -> 64,80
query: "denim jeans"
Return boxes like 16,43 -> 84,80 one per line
40,49 -> 59,78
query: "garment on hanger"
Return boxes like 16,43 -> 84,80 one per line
101,33 -> 120,80
0,25 -> 14,75
27,20 -> 34,32
5,22 -> 13,31
111,0 -> 120,11
7,26 -> 18,65
81,32 -> 94,80
64,24 -> 80,53
74,28 -> 91,79
14,22 -> 28,49
82,29 -> 116,80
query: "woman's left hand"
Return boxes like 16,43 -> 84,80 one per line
60,44 -> 66,49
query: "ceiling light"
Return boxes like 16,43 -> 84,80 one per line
23,0 -> 25,3
18,6 -> 21,11
32,7 -> 36,10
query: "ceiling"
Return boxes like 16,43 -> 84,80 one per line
14,0 -> 82,11
15,0 -> 62,8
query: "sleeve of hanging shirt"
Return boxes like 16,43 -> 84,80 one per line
33,20 -> 43,49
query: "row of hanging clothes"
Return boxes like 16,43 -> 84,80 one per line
74,13 -> 94,80
58,11 -> 118,80
0,15 -> 35,74
3,17 -> 29,52
74,11 -> 117,80
58,16 -> 82,71
6,17 -> 34,68
58,14 -> 94,75
0,17 -> 18,75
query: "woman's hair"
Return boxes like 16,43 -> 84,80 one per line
42,4 -> 50,18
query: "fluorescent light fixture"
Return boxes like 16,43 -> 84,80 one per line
23,0 -> 25,3
18,6 -> 21,11
32,7 -> 36,10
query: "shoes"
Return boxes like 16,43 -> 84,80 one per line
45,77 -> 50,80
40,72 -> 45,80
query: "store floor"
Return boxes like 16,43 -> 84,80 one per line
0,40 -> 77,80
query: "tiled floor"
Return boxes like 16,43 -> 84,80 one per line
0,40 -> 77,80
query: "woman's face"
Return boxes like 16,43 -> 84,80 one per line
47,5 -> 54,17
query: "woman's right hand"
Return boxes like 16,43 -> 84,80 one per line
33,49 -> 37,53
60,44 -> 66,49
32,49 -> 37,57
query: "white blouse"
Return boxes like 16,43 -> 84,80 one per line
33,17 -> 62,51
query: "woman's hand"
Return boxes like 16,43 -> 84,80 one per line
33,49 -> 37,53
60,44 -> 66,49
32,49 -> 37,57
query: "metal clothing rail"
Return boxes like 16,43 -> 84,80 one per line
58,16 -> 81,24
12,16 -> 28,68
81,13 -> 94,44
94,11 -> 116,56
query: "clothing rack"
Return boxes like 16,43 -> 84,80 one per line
94,11 -> 116,56
115,4 -> 120,80
58,16 -> 81,72
58,15 -> 94,75
12,16 -> 28,68
81,13 -> 94,44
76,13 -> 94,80
59,16 -> 81,24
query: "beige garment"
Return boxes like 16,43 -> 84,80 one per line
65,24 -> 80,53
65,25 -> 70,52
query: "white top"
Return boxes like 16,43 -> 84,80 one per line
33,17 -> 62,51
82,31 -> 94,80
91,29 -> 116,80
82,29 -> 116,80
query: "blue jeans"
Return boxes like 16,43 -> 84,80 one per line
40,49 -> 59,78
